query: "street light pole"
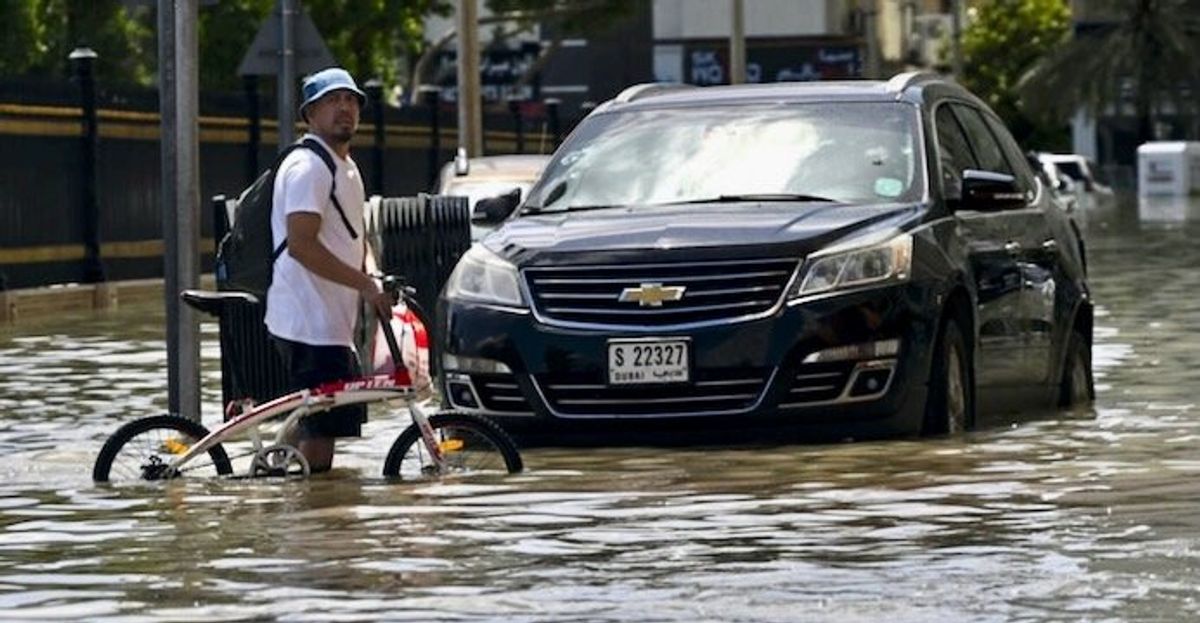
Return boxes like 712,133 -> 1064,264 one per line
70,47 -> 105,285
278,0 -> 296,149
862,0 -> 880,79
456,0 -> 483,157
159,0 -> 202,422
729,0 -> 746,85
950,0 -> 964,78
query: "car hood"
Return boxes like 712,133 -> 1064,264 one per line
483,202 -> 922,265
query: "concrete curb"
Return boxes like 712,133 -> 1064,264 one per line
1,275 -> 216,324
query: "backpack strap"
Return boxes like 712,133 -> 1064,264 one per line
300,137 -> 359,240
269,139 -> 361,265
266,141 -> 311,264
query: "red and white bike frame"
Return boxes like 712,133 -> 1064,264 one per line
168,368 -> 446,474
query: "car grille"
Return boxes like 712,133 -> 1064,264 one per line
535,368 -> 771,417
777,362 -> 855,407
524,257 -> 799,327
471,372 -> 533,414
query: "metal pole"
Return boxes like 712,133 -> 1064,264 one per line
862,0 -> 880,79
509,97 -> 524,154
158,0 -> 180,417
278,0 -> 296,149
71,47 -> 105,284
423,85 -> 442,188
365,79 -> 385,195
950,0 -> 964,79
729,0 -> 746,85
456,0 -> 483,157
545,98 -> 561,149
159,0 -> 201,421
244,75 -> 261,184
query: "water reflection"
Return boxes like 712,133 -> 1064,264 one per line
1137,195 -> 1200,225
0,198 -> 1198,621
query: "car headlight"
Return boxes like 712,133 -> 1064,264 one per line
788,234 -> 913,299
445,245 -> 527,307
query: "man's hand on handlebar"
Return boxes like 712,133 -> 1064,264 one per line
360,280 -> 393,318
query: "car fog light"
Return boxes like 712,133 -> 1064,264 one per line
850,367 -> 893,397
442,354 -> 512,374
802,339 -> 900,364
447,378 -> 480,409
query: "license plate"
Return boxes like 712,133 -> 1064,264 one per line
608,339 -> 689,385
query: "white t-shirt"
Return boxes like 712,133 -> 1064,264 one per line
264,134 -> 366,347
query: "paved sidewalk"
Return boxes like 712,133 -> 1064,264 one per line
1,274 -> 215,324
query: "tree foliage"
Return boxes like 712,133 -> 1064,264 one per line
200,0 -> 450,91
0,0 -> 153,84
1019,0 -> 1200,144
961,0 -> 1071,148
0,0 -> 634,92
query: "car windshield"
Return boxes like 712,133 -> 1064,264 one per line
525,102 -> 925,211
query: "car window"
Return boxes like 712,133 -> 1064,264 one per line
526,102 -> 926,209
981,113 -> 1037,196
934,105 -> 978,200
951,104 -> 1013,177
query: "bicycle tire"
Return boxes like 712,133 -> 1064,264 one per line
93,415 -> 233,483
382,411 -> 523,480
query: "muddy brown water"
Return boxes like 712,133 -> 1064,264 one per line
1,199 -> 1198,621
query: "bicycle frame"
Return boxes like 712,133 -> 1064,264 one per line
167,291 -> 448,476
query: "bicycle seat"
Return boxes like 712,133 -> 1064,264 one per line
180,289 -> 261,318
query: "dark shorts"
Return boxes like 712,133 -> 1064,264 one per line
271,336 -> 367,438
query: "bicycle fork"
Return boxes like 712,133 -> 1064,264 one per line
409,400 -> 448,472
375,302 -> 448,473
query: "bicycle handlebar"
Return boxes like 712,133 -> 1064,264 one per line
371,272 -> 434,377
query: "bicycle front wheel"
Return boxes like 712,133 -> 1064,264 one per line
93,415 -> 233,483
382,412 -> 522,480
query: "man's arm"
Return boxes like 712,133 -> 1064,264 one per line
286,212 -> 391,314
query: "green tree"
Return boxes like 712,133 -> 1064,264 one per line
199,0 -> 449,91
0,0 -> 153,84
961,0 -> 1071,149
0,0 -> 40,76
1019,0 -> 1200,146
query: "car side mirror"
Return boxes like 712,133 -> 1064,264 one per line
960,169 -> 1025,211
472,188 -> 521,225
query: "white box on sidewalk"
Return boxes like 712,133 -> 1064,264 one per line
1137,141 -> 1200,196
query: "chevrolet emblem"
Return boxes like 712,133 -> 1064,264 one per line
618,283 -> 686,307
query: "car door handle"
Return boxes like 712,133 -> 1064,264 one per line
1041,239 -> 1058,254
1004,241 -> 1021,256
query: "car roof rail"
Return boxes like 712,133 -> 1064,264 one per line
885,71 -> 945,96
613,82 -> 695,104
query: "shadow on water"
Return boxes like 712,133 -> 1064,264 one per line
0,195 -> 1198,621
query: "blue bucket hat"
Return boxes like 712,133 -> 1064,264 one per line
299,67 -> 366,120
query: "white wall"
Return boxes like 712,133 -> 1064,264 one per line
653,0 -> 835,39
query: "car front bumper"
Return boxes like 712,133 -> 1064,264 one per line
438,281 -> 942,438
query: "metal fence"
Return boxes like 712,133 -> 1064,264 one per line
0,77 -> 567,291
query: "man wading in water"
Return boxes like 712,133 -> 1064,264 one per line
265,67 -> 391,472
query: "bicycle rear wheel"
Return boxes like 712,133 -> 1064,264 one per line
93,415 -> 233,483
382,412 -> 522,480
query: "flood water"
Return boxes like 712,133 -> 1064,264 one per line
1,198 -> 1199,621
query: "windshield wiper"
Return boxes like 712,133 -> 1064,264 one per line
663,193 -> 839,205
523,204 -> 629,215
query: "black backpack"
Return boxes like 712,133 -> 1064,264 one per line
215,137 -> 359,298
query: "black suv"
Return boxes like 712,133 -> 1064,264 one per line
438,73 -> 1094,439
